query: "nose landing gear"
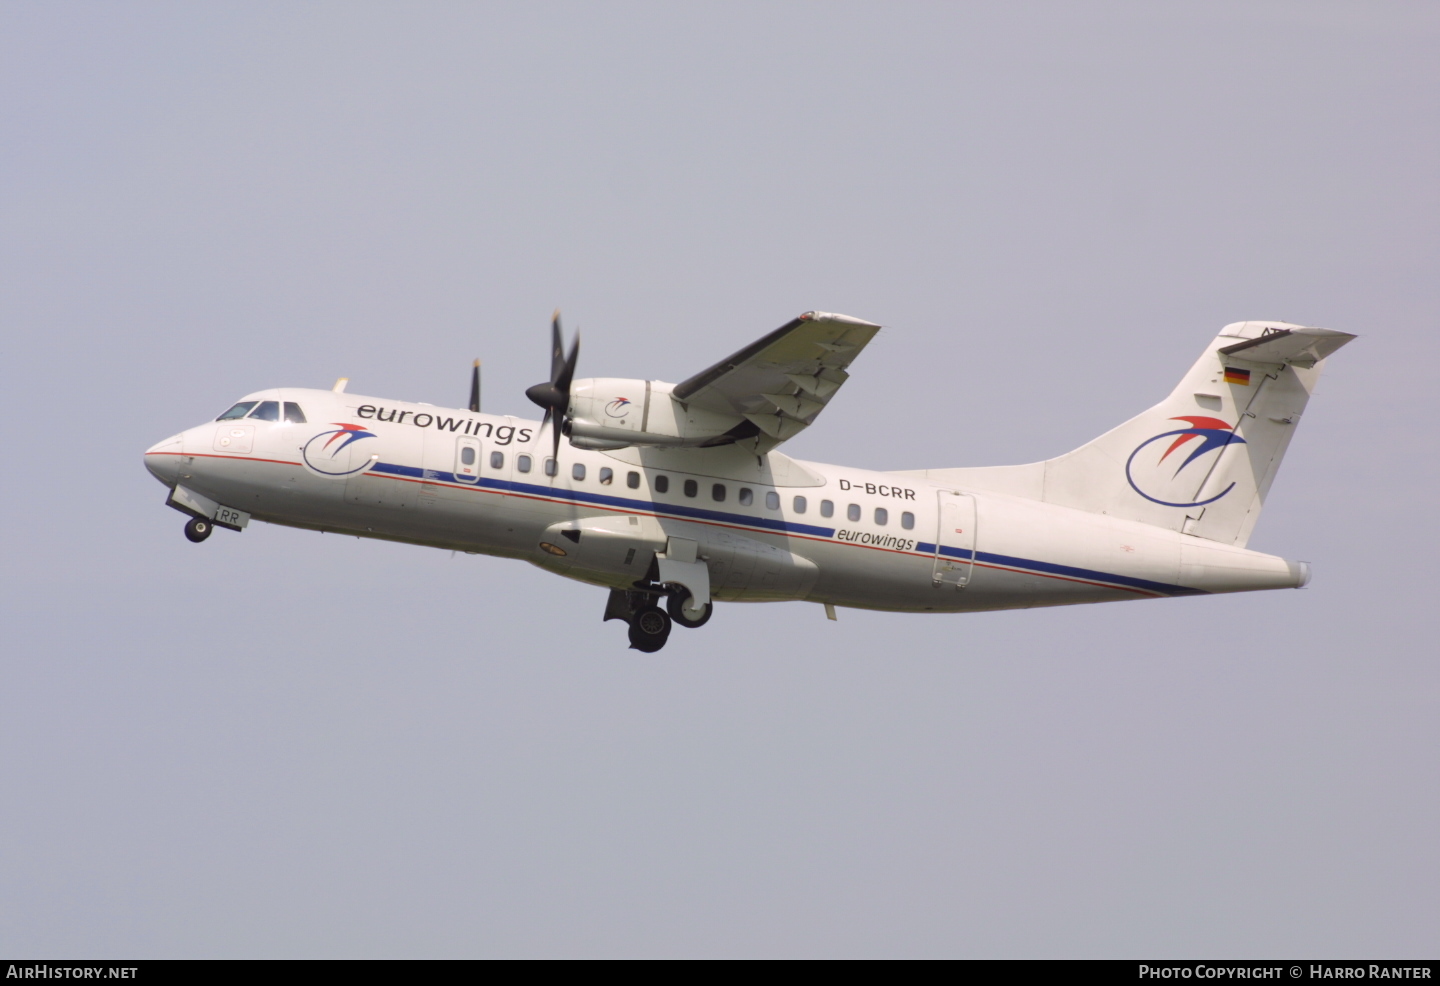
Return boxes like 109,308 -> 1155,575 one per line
183,517 -> 212,543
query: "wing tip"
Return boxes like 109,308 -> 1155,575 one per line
802,311 -> 882,329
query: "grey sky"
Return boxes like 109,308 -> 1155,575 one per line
1,1 -> 1436,958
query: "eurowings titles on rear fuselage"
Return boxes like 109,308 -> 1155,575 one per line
143,312 -> 1355,651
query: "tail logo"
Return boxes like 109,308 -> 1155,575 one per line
301,423 -> 378,476
1125,416 -> 1247,508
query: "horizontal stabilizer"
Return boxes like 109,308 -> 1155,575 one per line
1218,325 -> 1356,368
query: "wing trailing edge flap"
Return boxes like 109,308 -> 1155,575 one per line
673,311 -> 880,453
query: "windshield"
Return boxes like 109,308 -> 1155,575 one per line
217,401 -> 257,421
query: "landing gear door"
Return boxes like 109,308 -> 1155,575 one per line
933,490 -> 976,588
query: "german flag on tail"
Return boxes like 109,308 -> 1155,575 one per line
1223,366 -> 1251,386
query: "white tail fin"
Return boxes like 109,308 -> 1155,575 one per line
903,322 -> 1356,547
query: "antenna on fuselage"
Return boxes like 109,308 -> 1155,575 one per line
332,377 -> 349,393
469,359 -> 481,413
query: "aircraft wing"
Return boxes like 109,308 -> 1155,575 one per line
672,311 -> 881,451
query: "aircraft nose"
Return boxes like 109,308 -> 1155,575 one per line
144,435 -> 183,486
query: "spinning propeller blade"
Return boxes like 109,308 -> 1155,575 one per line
524,311 -> 580,461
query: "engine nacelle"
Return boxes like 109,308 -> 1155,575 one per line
566,378 -> 746,450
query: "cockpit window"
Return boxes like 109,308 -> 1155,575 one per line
249,400 -> 280,421
217,402 -> 257,421
283,402 -> 307,423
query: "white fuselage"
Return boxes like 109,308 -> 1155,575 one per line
144,388 -> 1308,615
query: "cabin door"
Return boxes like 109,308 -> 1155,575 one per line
932,490 -> 976,588
453,436 -> 481,483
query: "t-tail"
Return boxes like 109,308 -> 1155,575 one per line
909,321 -> 1356,548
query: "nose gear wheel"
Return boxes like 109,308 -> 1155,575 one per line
184,517 -> 212,543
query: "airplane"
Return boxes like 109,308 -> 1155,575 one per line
143,312 -> 1355,652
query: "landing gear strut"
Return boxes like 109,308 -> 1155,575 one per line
184,517 -> 212,543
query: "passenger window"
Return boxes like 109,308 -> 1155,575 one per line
627,471 -> 640,489
283,402 -> 307,423
712,483 -> 726,502
599,467 -> 614,485
517,454 -> 532,474
820,499 -> 834,517
901,511 -> 915,530
249,400 -> 280,422
460,447 -> 477,466
655,475 -> 669,493
875,507 -> 888,526
847,503 -> 861,522
738,487 -> 753,506
544,458 -> 558,477
765,491 -> 780,510
683,479 -> 698,498
490,451 -> 504,469
572,463 -> 586,481
793,496 -> 807,513
216,401 -> 257,421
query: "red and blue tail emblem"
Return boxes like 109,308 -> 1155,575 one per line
1125,416 -> 1247,508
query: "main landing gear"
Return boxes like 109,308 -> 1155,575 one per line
605,587 -> 713,652
183,517 -> 212,543
666,591 -> 712,628
628,605 -> 671,652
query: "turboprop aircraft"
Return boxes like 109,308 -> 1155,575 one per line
143,312 -> 1354,651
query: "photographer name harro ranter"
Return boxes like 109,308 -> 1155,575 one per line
1138,965 -> 1433,980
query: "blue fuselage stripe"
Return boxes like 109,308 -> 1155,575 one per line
366,461 -> 1202,597
368,461 -> 838,537
914,541 -> 1203,596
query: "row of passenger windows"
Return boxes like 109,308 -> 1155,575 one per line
213,403 -> 910,528
475,452 -> 914,528
217,400 -> 307,423
212,404 -> 899,526
212,404 -> 904,526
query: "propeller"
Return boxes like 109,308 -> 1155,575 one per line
524,310 -> 580,461
468,359 -> 481,413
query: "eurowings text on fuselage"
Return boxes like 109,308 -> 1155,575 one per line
143,313 -> 1355,651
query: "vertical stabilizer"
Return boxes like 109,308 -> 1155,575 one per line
1035,322 -> 1355,546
